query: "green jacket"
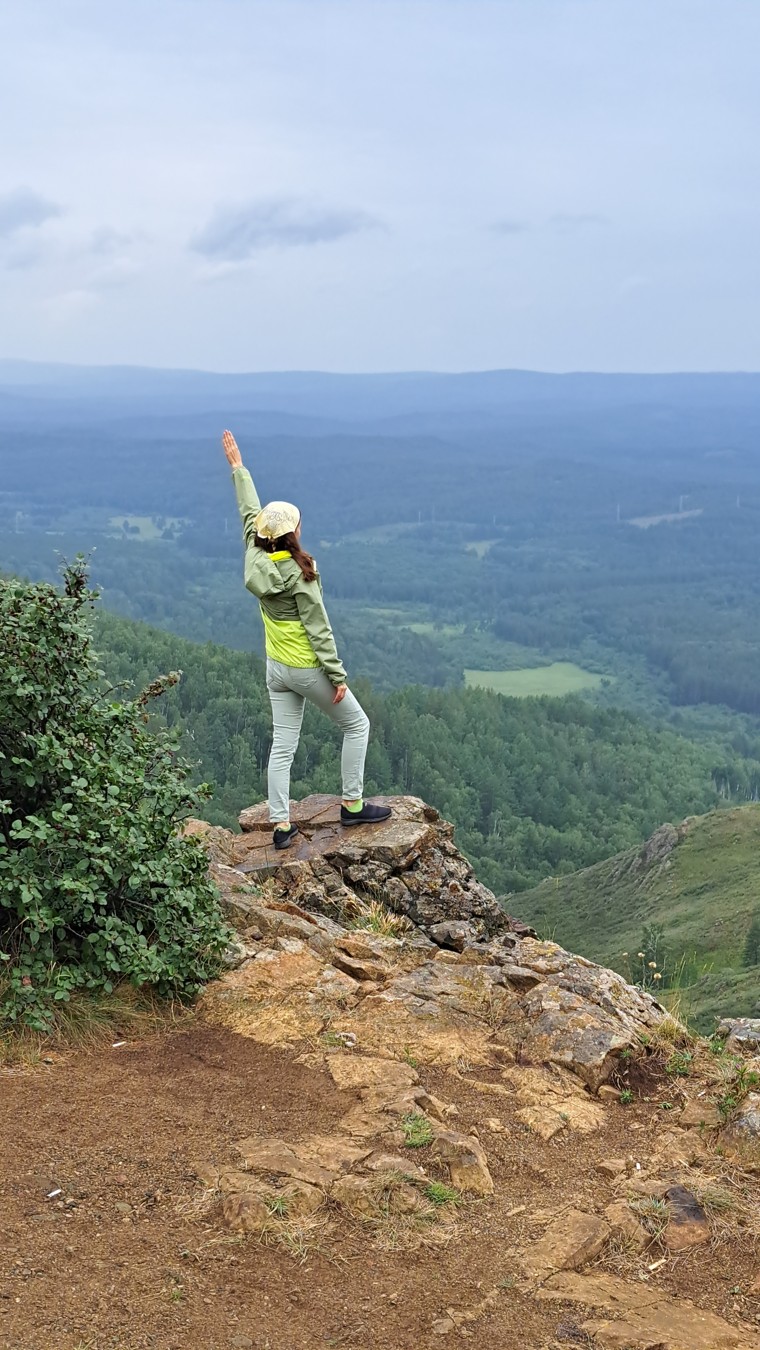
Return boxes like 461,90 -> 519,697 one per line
233,465 -> 347,686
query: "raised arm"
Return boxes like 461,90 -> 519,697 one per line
222,429 -> 261,548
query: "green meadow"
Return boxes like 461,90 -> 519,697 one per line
464,662 -> 606,698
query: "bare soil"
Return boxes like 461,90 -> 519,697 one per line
1,1024 -> 757,1350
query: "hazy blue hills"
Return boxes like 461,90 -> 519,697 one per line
3,359 -> 760,425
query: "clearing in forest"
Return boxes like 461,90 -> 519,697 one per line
464,661 -> 605,697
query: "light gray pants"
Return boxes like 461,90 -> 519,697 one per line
266,659 -> 370,822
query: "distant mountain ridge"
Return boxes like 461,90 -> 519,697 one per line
2,359 -> 760,424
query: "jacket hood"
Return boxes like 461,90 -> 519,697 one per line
244,548 -> 298,600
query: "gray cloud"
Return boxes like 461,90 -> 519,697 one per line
0,187 -> 62,239
491,218 -> 531,235
548,213 -> 607,233
191,197 -> 383,261
492,213 -> 607,237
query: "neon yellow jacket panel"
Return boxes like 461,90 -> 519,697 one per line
232,465 -> 347,685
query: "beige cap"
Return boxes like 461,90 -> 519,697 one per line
254,501 -> 301,539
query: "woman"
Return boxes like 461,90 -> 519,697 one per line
222,430 -> 392,849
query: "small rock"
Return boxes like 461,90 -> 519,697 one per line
331,1174 -> 404,1218
596,1159 -> 627,1180
428,921 -> 477,952
597,1085 -> 620,1104
603,1200 -> 650,1253
331,952 -> 391,983
484,1117 -> 505,1133
221,1192 -> 271,1233
431,1129 -> 494,1195
414,1088 -> 455,1122
327,1054 -> 419,1092
717,1017 -> 760,1054
221,939 -> 250,969
726,1092 -> 760,1141
114,1201 -> 132,1214
538,1268 -> 752,1349
663,1184 -> 710,1251
516,1106 -> 567,1141
523,1209 -> 611,1280
364,1152 -> 425,1176
679,1098 -> 721,1129
230,1337 -> 254,1349
432,1317 -> 456,1335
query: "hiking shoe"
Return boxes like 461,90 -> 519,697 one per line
340,802 -> 393,827
273,823 -> 299,850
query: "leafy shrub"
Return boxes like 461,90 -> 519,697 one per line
0,561 -> 230,1031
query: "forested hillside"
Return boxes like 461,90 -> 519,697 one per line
96,608 -> 754,894
517,804 -> 760,1031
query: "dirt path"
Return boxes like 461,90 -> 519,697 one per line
1,1025 -> 756,1350
0,1025 -> 554,1350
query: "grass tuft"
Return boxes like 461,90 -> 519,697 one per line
402,1112 -> 434,1148
424,1181 -> 461,1207
350,900 -> 412,937
266,1195 -> 291,1218
665,1049 -> 693,1077
629,1196 -> 669,1238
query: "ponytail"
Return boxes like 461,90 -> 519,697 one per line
254,530 -> 317,583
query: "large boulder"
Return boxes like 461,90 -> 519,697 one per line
231,795 -> 521,939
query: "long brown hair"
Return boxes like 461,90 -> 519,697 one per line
255,531 -> 317,583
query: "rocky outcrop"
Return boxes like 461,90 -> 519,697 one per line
184,797 -> 760,1347
718,1017 -> 760,1054
190,795 -> 668,1091
216,794 -> 523,938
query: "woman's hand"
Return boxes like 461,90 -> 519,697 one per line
332,683 -> 348,704
222,429 -> 243,469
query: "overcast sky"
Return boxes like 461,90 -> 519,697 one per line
2,0 -> 758,373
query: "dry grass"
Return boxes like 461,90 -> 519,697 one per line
0,983 -> 185,1066
258,1211 -> 332,1262
460,972 -> 515,1031
177,1180 -> 331,1263
349,900 -> 413,938
690,1171 -> 760,1252
332,1172 -> 458,1252
639,1009 -> 694,1054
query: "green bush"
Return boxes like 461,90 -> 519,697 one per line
0,560 -> 230,1031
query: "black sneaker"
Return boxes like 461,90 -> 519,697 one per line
273,823 -> 299,850
340,802 -> 392,827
